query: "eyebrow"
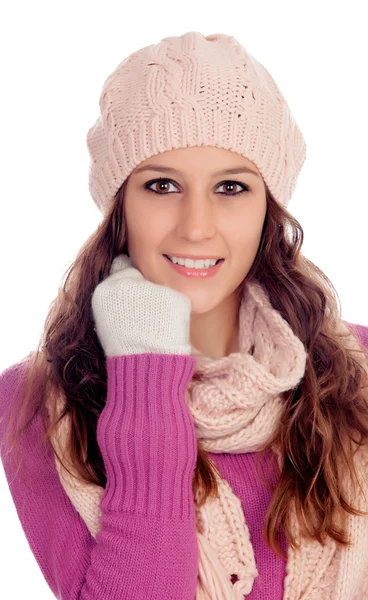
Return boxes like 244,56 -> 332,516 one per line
134,164 -> 261,178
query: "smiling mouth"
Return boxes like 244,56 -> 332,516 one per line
163,255 -> 223,266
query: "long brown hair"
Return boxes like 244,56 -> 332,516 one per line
2,177 -> 368,561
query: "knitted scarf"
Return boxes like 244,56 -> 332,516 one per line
48,279 -> 309,598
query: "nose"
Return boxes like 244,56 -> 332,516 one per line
176,194 -> 217,241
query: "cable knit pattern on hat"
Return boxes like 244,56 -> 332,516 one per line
86,31 -> 306,214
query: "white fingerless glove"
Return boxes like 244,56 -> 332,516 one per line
91,254 -> 193,357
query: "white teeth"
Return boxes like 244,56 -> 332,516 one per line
166,255 -> 219,269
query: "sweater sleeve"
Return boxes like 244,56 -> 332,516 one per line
0,353 -> 199,599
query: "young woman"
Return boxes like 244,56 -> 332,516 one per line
1,31 -> 368,600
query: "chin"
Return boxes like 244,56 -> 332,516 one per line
188,295 -> 222,315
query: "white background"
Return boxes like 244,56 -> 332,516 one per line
1,0 -> 367,597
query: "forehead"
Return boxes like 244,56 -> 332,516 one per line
132,146 -> 261,177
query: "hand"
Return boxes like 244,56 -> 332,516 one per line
91,254 -> 193,357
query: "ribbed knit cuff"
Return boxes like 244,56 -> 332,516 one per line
97,354 -> 198,521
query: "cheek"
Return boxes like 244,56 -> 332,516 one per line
125,206 -> 167,253
242,206 -> 266,240
125,204 -> 150,240
230,219 -> 264,250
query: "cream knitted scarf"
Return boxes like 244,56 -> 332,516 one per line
48,279 -> 308,598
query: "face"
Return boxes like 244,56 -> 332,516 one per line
122,146 -> 267,357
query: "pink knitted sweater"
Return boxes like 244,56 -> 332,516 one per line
0,322 -> 367,599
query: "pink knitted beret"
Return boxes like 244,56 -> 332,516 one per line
86,31 -> 307,215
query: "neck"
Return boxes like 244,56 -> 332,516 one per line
190,292 -> 240,360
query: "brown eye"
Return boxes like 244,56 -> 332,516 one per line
144,177 -> 250,196
217,181 -> 248,195
145,178 -> 178,194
